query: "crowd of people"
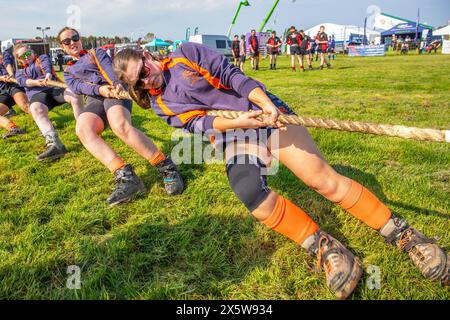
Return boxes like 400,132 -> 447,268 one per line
231,25 -> 337,73
0,24 -> 448,300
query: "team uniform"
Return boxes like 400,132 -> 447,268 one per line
64,48 -> 132,127
0,51 -> 25,109
299,34 -> 311,56
286,31 -> 301,55
0,51 -> 26,138
266,36 -> 282,70
231,40 -> 240,61
327,38 -> 336,60
15,54 -> 66,110
315,31 -> 331,69
266,36 -> 281,55
315,31 -> 328,53
127,41 -> 450,298
248,34 -> 259,58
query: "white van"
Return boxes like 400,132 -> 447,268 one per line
189,34 -> 232,58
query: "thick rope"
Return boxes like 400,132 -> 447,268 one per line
207,110 -> 449,143
1,78 -> 131,100
1,78 -> 448,143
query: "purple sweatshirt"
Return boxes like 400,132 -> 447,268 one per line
0,51 -> 16,91
15,54 -> 59,100
64,48 -> 122,97
150,42 -> 265,133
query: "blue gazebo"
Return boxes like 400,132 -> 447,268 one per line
381,22 -> 432,43
144,38 -> 171,52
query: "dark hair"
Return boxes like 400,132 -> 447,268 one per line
57,27 -> 79,42
290,26 -> 296,30
251,29 -> 256,32
234,34 -> 239,38
241,35 -> 245,40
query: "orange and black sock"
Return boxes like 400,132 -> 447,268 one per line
6,121 -> 17,130
262,195 -> 319,246
107,156 -> 126,174
337,180 -> 391,230
149,150 -> 166,167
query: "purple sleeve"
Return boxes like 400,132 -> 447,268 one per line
179,43 -> 264,98
39,55 -> 53,75
94,48 -> 121,86
15,70 -> 27,87
3,52 -> 14,68
184,115 -> 217,134
64,70 -> 101,96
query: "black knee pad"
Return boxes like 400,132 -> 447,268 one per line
226,154 -> 270,212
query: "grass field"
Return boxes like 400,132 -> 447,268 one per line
0,52 -> 449,300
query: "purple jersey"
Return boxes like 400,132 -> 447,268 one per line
15,54 -> 59,100
148,42 -> 265,133
64,48 -> 122,97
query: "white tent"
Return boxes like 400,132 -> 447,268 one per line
434,25 -> 450,37
303,23 -> 380,46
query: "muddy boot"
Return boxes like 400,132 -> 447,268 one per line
303,230 -> 363,299
4,108 -> 17,118
2,126 -> 25,139
36,132 -> 67,161
107,164 -> 147,206
380,217 -> 449,286
155,157 -> 184,196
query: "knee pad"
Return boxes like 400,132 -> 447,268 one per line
226,154 -> 270,212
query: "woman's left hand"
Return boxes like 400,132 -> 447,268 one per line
261,104 -> 286,129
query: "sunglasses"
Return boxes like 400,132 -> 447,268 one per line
60,34 -> 80,45
19,50 -> 32,60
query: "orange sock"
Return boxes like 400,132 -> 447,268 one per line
149,151 -> 166,166
6,121 -> 17,130
262,195 -> 319,245
107,156 -> 126,173
337,180 -> 391,230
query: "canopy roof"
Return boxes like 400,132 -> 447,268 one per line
433,25 -> 450,36
381,22 -> 426,36
145,38 -> 170,47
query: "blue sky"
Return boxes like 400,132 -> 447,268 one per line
0,0 -> 448,41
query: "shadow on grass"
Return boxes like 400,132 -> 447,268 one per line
74,212 -> 277,299
333,165 -> 449,220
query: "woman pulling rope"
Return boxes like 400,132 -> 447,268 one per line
112,42 -> 449,299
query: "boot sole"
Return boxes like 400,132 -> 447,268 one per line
108,186 -> 147,207
335,258 -> 363,300
3,133 -> 25,139
36,152 -> 67,162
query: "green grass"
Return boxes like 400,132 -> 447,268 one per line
0,53 -> 449,300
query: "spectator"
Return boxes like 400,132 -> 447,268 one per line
57,51 -> 64,72
239,35 -> 246,73
286,26 -> 302,72
266,31 -> 282,70
231,35 -> 240,66
327,35 -> 335,61
248,29 -> 259,71
315,25 -> 331,69
299,30 -> 313,70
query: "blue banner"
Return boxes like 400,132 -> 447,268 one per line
348,45 -> 386,57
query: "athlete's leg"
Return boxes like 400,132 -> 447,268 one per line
12,91 -> 30,114
64,88 -> 83,120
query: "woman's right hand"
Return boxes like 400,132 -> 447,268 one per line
27,79 -> 46,87
99,85 -> 116,98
